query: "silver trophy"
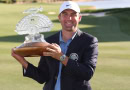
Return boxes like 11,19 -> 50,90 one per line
13,7 -> 53,57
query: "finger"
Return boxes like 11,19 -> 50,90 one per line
43,52 -> 53,56
49,44 -> 58,50
52,43 -> 59,47
46,47 -> 56,53
11,48 -> 16,56
12,48 -> 17,54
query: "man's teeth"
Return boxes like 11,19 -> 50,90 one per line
67,22 -> 72,24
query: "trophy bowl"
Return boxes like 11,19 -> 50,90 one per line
13,42 -> 50,57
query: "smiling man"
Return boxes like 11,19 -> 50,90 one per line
11,1 -> 98,90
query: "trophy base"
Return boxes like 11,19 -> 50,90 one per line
13,42 -> 50,57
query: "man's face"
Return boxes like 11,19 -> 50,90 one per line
58,9 -> 82,32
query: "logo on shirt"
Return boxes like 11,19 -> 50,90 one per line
66,4 -> 70,7
69,53 -> 78,61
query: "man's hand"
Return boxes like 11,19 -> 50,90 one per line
43,43 -> 69,66
11,48 -> 28,69
43,43 -> 63,61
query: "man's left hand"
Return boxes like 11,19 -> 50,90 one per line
43,43 -> 63,60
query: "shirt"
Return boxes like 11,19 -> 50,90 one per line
54,31 -> 77,90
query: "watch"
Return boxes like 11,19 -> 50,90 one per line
60,54 -> 66,62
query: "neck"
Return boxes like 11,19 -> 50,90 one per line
62,29 -> 77,42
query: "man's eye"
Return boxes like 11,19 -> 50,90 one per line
63,13 -> 67,16
72,14 -> 77,17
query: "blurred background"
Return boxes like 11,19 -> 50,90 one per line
0,0 -> 130,90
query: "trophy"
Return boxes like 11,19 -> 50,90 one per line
13,7 -> 53,57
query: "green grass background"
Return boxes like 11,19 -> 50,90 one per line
0,3 -> 130,90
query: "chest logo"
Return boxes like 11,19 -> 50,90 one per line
69,53 -> 79,61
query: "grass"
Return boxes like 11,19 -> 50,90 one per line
0,3 -> 130,90
92,42 -> 130,90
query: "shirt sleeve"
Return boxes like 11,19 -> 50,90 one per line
23,57 -> 50,84
23,68 -> 26,74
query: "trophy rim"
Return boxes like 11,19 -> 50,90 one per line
14,42 -> 50,57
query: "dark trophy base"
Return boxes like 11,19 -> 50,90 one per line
13,42 -> 50,57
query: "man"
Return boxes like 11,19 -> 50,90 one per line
11,1 -> 98,90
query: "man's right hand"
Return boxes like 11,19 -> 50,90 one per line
11,48 -> 28,69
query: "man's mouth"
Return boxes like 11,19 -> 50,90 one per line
65,22 -> 73,27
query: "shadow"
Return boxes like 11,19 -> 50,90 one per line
0,31 -> 58,43
0,35 -> 25,43
79,14 -> 130,42
80,26 -> 130,42
52,19 -> 59,23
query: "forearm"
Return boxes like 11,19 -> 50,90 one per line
63,59 -> 95,81
11,48 -> 28,69
23,57 -> 49,84
17,58 -> 28,69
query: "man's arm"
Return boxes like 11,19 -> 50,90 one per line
11,48 -> 49,84
11,48 -> 28,69
63,37 -> 98,81
43,37 -> 98,81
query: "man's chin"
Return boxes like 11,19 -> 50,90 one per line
65,28 -> 73,32
63,26 -> 77,32
65,27 -> 73,31
66,27 -> 77,32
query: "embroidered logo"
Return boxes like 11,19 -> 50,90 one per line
69,53 -> 79,61
66,4 -> 70,7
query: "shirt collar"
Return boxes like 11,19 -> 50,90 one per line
59,31 -> 77,43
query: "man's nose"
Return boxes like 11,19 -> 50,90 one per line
67,16 -> 72,20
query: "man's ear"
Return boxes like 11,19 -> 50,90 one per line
79,15 -> 82,22
58,14 -> 61,22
